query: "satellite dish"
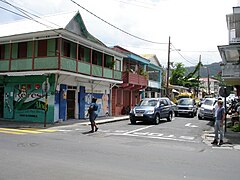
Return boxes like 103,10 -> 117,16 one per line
219,86 -> 232,97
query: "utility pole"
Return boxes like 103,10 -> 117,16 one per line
166,36 -> 171,98
196,55 -> 201,98
207,67 -> 210,95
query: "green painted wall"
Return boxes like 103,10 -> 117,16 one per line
4,44 -> 10,59
27,42 -> 33,58
34,57 -> 58,69
11,59 -> 32,71
61,57 -> 77,72
78,61 -> 90,74
47,39 -> 56,56
3,75 -> 55,123
92,65 -> 102,77
0,60 -> 9,71
12,43 -> 18,59
103,68 -> 113,79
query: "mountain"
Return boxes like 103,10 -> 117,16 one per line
185,62 -> 222,78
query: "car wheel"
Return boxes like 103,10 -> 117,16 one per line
154,114 -> 160,125
190,113 -> 194,118
130,119 -> 136,124
167,112 -> 172,122
198,115 -> 202,120
175,112 -> 178,117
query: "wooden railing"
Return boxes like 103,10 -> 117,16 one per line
122,71 -> 148,86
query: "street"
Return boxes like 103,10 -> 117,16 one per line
0,115 -> 240,180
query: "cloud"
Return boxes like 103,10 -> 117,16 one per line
0,0 -> 238,67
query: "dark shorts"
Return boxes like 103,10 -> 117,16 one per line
89,112 -> 98,122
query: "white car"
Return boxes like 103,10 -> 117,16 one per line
198,98 -> 217,120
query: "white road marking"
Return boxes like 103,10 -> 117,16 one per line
133,132 -> 150,136
179,136 -> 195,140
165,135 -> 175,138
114,130 -> 128,133
53,129 -> 72,132
123,125 -> 154,135
185,123 -> 198,128
117,133 -> 197,143
148,133 -> 163,136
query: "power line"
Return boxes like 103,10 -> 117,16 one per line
171,43 -> 196,65
0,0 -> 63,34
69,0 -> 167,45
3,0 -> 61,28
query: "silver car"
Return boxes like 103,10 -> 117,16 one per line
175,98 -> 197,117
198,98 -> 217,120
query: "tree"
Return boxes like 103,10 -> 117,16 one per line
169,62 -> 186,86
170,61 -> 202,89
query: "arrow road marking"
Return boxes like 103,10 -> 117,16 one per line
185,123 -> 198,128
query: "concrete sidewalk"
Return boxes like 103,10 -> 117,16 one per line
203,127 -> 240,150
0,115 -> 130,129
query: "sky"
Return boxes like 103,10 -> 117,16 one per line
0,0 -> 238,67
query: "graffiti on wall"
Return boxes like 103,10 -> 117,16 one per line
84,93 -> 109,117
13,82 -> 52,120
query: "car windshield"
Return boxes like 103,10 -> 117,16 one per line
178,99 -> 193,105
139,99 -> 158,106
204,99 -> 215,106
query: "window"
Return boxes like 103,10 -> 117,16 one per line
38,40 -> 47,57
78,46 -> 84,61
104,55 -> 114,69
115,60 -> 121,71
18,42 -> 27,58
0,45 -> 4,59
63,40 -> 70,57
92,51 -> 97,65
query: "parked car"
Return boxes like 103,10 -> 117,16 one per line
129,98 -> 174,125
174,98 -> 197,117
198,98 -> 217,120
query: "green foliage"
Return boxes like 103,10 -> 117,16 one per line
170,61 -> 202,89
231,124 -> 240,132
169,62 -> 186,86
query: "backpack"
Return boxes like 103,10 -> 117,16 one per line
93,104 -> 98,111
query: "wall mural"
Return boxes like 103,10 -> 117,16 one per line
84,93 -> 109,118
12,82 -> 54,122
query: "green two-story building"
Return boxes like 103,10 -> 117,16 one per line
0,11 -> 125,123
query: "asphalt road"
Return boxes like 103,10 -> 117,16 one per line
0,115 -> 240,180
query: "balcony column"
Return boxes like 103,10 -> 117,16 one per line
90,49 -> 93,76
102,52 -> 104,78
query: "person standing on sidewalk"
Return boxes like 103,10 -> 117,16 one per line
211,100 -> 225,145
88,97 -> 99,133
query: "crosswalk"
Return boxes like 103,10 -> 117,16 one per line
0,127 -> 57,135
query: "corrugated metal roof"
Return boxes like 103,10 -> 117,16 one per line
0,11 -> 77,37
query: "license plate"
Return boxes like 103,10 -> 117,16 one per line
136,114 -> 143,117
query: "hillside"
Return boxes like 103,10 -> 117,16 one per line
185,62 -> 221,78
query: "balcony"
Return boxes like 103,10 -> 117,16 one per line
121,71 -> 148,89
222,63 -> 240,85
0,56 -> 122,81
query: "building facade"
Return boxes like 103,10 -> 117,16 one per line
141,54 -> 162,98
0,12 -> 125,123
199,78 -> 220,97
218,6 -> 240,96
111,46 -> 149,115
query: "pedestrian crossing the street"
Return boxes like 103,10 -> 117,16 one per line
0,127 -> 57,135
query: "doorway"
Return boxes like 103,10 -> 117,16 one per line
67,90 -> 75,119
0,87 -> 3,118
